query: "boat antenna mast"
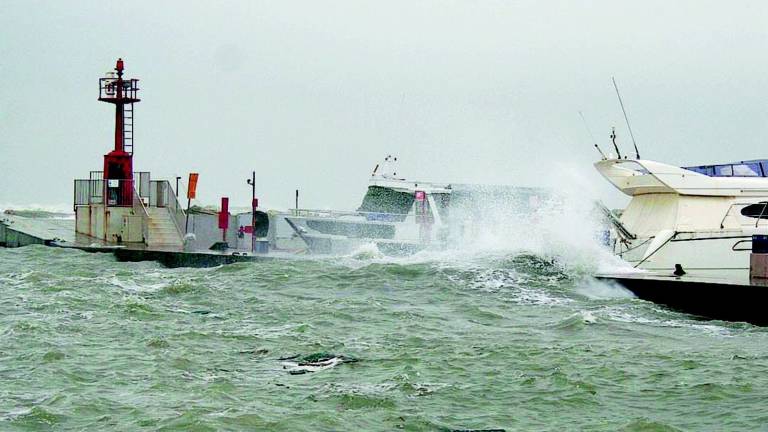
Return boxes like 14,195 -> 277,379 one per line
579,111 -> 606,160
612,76 -> 640,159
610,127 -> 623,159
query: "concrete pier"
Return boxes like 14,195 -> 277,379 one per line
0,213 -> 282,268
113,248 -> 275,268
1,214 -> 77,247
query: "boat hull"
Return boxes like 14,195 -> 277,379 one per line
299,233 -> 424,256
617,233 -> 752,279
285,215 -> 431,256
597,273 -> 768,325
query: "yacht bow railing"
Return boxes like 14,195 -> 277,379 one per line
596,201 -> 635,240
290,208 -> 411,222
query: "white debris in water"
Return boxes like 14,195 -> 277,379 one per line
282,356 -> 346,374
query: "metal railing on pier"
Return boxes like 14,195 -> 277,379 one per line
74,179 -> 137,209
149,180 -> 187,236
87,171 -> 150,198
74,178 -> 186,238
74,179 -> 105,210
131,185 -> 150,242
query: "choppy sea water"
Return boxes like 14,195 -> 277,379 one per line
2,245 -> 768,431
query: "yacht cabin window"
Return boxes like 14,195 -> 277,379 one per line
740,202 -> 768,219
684,161 -> 765,177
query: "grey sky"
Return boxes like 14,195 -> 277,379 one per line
2,1 -> 768,211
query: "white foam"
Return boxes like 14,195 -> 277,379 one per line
0,202 -> 74,215
347,242 -> 385,261
336,168 -> 633,277
575,278 -> 636,300
598,304 -> 739,336
281,357 -> 344,373
106,275 -> 170,293
581,310 -> 598,324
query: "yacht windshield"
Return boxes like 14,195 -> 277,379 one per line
357,186 -> 414,219
683,160 -> 768,177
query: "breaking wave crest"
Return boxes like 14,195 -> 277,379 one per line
340,181 -> 631,279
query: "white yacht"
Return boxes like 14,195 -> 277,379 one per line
596,158 -> 768,277
285,156 -> 453,255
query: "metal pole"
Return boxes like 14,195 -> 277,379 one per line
185,198 -> 191,233
247,171 -> 256,253
612,77 -> 641,159
295,189 -> 299,212
175,176 -> 181,197
251,171 -> 256,253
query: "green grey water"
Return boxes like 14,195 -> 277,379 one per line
2,246 -> 768,431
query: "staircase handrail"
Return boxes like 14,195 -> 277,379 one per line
131,183 -> 150,243
160,180 -> 187,238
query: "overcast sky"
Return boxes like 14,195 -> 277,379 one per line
2,1 -> 768,211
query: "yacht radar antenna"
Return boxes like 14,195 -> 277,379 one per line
612,77 -> 640,159
579,111 -> 606,160
610,127 -> 623,159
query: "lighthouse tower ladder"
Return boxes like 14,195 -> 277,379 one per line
123,103 -> 134,156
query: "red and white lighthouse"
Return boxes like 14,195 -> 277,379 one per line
98,58 -> 140,205
75,59 -> 187,248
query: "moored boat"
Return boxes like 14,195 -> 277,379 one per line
597,158 -> 768,278
285,156 -> 452,255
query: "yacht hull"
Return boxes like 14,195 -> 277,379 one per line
596,273 -> 768,325
619,233 -> 751,279
285,216 -> 429,256
299,234 -> 424,256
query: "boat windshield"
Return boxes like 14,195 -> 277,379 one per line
682,160 -> 768,177
357,186 -> 414,221
356,186 -> 451,221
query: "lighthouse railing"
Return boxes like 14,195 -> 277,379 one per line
99,78 -> 140,101
87,171 -> 151,198
73,179 -> 105,210
74,178 -> 148,209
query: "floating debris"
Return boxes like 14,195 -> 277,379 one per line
191,309 -> 212,315
280,352 -> 358,375
238,348 -> 269,356
450,429 -> 506,432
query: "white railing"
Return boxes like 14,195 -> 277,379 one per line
131,185 -> 150,242
74,177 -> 185,243
149,180 -> 186,237
719,202 -> 768,229
290,208 -> 411,222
